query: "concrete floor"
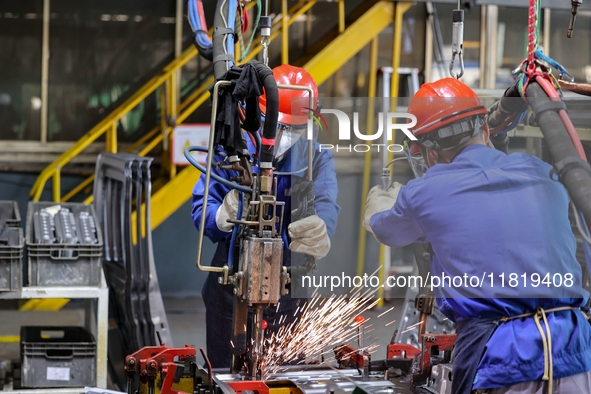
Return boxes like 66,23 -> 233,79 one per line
163,296 -> 208,350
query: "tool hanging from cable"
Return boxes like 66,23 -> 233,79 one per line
568,0 -> 583,38
260,0 -> 271,66
449,0 -> 465,79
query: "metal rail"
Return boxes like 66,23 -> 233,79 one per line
355,3 -> 413,297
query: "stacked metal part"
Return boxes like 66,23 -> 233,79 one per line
32,207 -> 98,259
92,153 -> 172,381
31,206 -> 99,246
27,202 -> 103,287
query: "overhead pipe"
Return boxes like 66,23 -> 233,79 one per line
212,0 -> 236,79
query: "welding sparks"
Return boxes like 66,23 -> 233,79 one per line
377,307 -> 395,318
385,319 -> 397,327
261,285 -> 381,377
400,321 -> 423,334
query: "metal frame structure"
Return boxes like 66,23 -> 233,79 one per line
30,0 -> 331,203
24,0 -> 591,204
356,3 -> 413,308
194,81 -> 315,274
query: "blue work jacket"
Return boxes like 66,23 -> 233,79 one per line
370,144 -> 591,389
192,136 -> 340,254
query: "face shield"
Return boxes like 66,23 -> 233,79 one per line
404,139 -> 429,179
275,124 -> 318,160
274,123 -> 307,160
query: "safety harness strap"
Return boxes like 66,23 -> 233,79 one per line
499,306 -> 589,394
551,156 -> 591,181
213,54 -> 235,63
532,99 -> 568,124
213,27 -> 234,37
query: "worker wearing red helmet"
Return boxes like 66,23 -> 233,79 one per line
192,64 -> 340,368
364,78 -> 591,393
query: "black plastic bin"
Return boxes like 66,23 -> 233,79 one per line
26,202 -> 103,287
0,201 -> 21,228
20,326 -> 97,388
0,227 -> 23,291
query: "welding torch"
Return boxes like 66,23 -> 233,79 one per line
568,0 -> 583,38
411,243 -> 434,342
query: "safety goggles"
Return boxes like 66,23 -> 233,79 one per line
416,114 -> 486,151
403,139 -> 429,179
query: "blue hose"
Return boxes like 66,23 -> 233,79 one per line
188,0 -> 213,48
185,144 -> 249,271
535,48 -> 574,82
184,146 -> 253,194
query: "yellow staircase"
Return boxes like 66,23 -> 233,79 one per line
30,1 -> 413,231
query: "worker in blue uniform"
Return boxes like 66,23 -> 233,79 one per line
192,64 -> 340,369
364,78 -> 591,394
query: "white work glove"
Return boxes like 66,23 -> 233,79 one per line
215,190 -> 241,233
363,182 -> 403,234
288,215 -> 331,260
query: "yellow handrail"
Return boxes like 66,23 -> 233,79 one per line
31,0 -> 328,203
30,43 -> 199,201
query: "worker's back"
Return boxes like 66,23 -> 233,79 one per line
403,144 -> 584,303
389,143 -> 591,388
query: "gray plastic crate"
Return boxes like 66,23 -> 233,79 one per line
0,201 -> 21,228
0,227 -> 23,291
26,202 -> 103,287
20,326 -> 96,388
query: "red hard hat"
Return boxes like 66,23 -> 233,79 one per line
408,78 -> 488,138
259,64 -> 319,126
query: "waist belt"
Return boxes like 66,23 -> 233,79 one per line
499,306 -> 589,394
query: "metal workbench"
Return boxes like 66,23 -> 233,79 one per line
0,271 -> 109,392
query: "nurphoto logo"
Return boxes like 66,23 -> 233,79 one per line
306,109 -> 417,153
